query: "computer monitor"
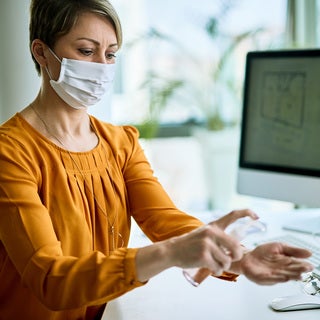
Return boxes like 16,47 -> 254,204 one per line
237,49 -> 320,234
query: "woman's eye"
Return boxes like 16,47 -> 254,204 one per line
106,53 -> 117,60
79,49 -> 93,56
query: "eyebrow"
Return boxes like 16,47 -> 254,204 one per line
76,37 -> 118,48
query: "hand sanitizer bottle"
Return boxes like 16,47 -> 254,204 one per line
183,218 -> 266,287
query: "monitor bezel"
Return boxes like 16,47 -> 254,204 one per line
239,49 -> 320,179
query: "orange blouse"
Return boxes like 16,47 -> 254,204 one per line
0,113 -> 208,319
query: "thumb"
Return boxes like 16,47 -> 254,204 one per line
212,209 -> 259,230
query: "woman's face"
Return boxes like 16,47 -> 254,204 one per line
46,11 -> 118,80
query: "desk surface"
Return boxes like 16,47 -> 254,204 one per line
103,208 -> 320,320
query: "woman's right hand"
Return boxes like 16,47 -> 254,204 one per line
170,209 -> 258,275
135,209 -> 258,281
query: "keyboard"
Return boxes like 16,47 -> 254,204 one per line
256,234 -> 320,276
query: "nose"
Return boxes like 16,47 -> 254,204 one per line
95,54 -> 108,64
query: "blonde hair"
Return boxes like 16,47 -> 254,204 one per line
29,0 -> 122,75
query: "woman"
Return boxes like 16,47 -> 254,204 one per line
0,0 -> 313,319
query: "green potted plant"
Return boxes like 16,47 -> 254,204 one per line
126,3 -> 273,208
128,8 -> 265,138
134,71 -> 184,139
188,16 -> 265,209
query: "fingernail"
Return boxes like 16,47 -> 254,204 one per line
305,265 -> 314,272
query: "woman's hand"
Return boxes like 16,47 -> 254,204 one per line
172,209 -> 258,273
231,242 -> 314,285
135,209 -> 258,282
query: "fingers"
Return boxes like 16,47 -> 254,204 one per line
277,258 -> 313,277
177,214 -> 250,275
193,225 -> 244,275
285,261 -> 314,277
206,229 -> 244,275
256,274 -> 294,285
240,242 -> 315,285
259,261 -> 314,285
216,232 -> 244,261
207,246 -> 232,276
212,209 -> 259,230
280,244 -> 313,259
248,264 -> 313,285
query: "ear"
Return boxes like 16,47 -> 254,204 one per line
31,39 -> 49,67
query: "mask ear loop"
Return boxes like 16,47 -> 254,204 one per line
45,47 -> 62,80
45,65 -> 54,80
48,47 -> 62,63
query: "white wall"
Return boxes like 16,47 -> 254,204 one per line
0,0 -> 146,124
0,0 -> 40,123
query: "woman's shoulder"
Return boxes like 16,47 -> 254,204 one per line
0,113 -> 41,168
0,112 -> 22,128
0,113 -> 28,144
90,115 -> 140,144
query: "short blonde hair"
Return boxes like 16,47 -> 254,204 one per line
29,0 -> 122,75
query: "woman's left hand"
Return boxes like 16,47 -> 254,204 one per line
233,242 -> 314,285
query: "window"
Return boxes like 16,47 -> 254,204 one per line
93,1 -> 288,129
286,0 -> 317,47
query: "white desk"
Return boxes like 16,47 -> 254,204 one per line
103,208 -> 320,320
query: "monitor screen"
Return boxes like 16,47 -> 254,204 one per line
237,49 -> 320,208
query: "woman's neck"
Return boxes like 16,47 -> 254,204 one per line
21,95 -> 99,152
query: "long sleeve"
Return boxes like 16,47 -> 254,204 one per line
0,115 -> 147,319
0,114 -> 234,320
122,129 -> 204,241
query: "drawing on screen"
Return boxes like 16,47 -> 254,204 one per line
261,71 -> 305,128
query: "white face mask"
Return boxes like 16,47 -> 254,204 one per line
46,48 -> 115,109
